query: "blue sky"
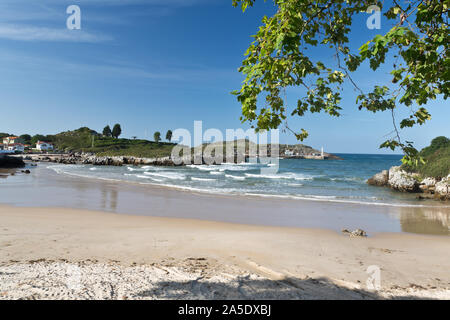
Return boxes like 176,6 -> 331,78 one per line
0,0 -> 448,153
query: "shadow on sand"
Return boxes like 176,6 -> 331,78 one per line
136,276 -> 434,300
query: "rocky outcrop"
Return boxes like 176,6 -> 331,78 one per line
368,166 -> 449,200
418,177 -> 436,193
435,175 -> 450,200
22,153 -> 218,167
0,155 -> 25,168
367,170 -> 389,186
388,166 -> 420,192
23,153 -> 180,167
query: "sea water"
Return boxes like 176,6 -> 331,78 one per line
46,154 -> 436,206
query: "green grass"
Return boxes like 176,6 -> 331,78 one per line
46,127 -> 175,158
402,136 -> 450,179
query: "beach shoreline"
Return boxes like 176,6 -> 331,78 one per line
1,163 -> 449,235
0,204 -> 449,299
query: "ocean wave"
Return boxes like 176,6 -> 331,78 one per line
219,163 -> 253,171
125,173 -> 165,182
135,174 -> 164,182
328,177 -> 364,182
45,164 -> 449,208
126,166 -> 145,172
245,172 -> 313,181
187,165 -> 220,171
225,174 -> 246,181
143,171 -> 186,180
191,177 -> 216,182
209,171 -> 224,175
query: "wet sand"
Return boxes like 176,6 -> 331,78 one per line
0,205 -> 449,299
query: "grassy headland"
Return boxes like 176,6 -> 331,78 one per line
46,127 -> 175,158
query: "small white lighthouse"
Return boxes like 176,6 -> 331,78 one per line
321,146 -> 324,158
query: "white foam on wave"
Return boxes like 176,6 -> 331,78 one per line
187,165 -> 220,171
124,173 -> 165,182
127,167 -> 141,172
135,174 -> 164,182
47,165 -> 122,183
209,171 -> 224,175
219,163 -> 253,172
245,172 -> 313,181
225,174 -> 246,181
89,167 -> 97,171
191,177 -> 216,182
143,171 -> 186,180
329,177 -> 364,182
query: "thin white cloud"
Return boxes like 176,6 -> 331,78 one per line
0,24 -> 112,42
0,49 -> 235,84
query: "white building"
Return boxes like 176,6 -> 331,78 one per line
284,150 -> 294,156
36,141 -> 54,151
3,136 -> 23,145
6,144 -> 25,153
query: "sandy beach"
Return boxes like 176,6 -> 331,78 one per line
1,204 -> 449,299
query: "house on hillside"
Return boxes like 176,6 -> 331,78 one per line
3,136 -> 24,145
284,150 -> 294,156
36,141 -> 54,151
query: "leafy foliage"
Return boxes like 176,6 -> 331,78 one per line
19,134 -> 32,144
232,0 -> 448,159
103,125 -> 112,137
112,124 -> 122,139
166,130 -> 173,142
154,131 -> 161,143
31,134 -> 48,145
402,136 -> 450,178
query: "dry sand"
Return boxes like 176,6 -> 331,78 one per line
0,205 -> 449,299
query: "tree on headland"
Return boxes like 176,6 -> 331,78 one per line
19,134 -> 32,144
31,134 -> 46,145
103,125 -> 112,137
166,130 -> 173,142
232,0 -> 448,165
154,131 -> 161,143
112,124 -> 122,139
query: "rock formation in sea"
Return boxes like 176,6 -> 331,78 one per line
367,166 -> 449,200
